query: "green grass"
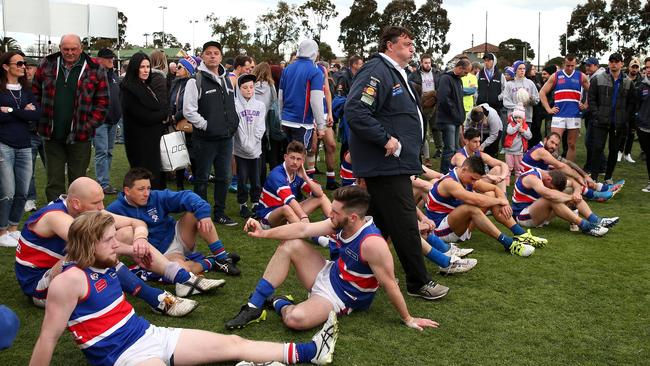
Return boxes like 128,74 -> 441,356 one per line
1,135 -> 649,365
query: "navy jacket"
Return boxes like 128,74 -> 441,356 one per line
344,53 -> 423,178
435,70 -> 465,125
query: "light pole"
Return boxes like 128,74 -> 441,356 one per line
189,20 -> 198,54
143,33 -> 150,48
159,6 -> 167,47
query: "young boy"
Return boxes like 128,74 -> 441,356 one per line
234,74 -> 267,218
257,141 -> 332,228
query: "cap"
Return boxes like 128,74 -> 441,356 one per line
24,57 -> 39,66
237,73 -> 257,86
629,58 -> 641,68
483,53 -> 495,61
608,53 -> 623,62
584,57 -> 599,66
202,41 -> 222,52
97,48 -> 116,59
178,56 -> 198,76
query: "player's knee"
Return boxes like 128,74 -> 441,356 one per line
283,309 -> 310,330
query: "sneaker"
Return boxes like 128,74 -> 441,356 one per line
642,183 -> 650,193
239,205 -> 253,219
102,184 -> 118,195
0,233 -> 18,247
624,154 -> 636,163
227,251 -> 241,265
514,229 -> 548,248
581,223 -> 608,237
599,216 -> 619,228
225,304 -> 267,330
509,241 -> 535,257
8,231 -> 20,241
617,151 -> 623,162
152,291 -> 198,317
24,199 -> 37,212
215,215 -> 238,227
229,181 -> 238,193
407,280 -> 449,300
213,257 -> 241,276
326,181 -> 340,190
175,273 -> 226,297
439,256 -> 478,274
593,190 -> 613,202
311,311 -> 339,365
444,243 -> 474,258
569,223 -> 580,232
235,362 -> 285,366
266,294 -> 295,310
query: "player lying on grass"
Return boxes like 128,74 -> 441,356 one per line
511,168 -> 619,236
226,185 -> 442,331
29,211 -> 338,366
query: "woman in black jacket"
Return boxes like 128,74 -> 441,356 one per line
121,52 -> 168,189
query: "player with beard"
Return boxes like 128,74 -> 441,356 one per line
225,186 -> 440,331
29,211 -> 339,366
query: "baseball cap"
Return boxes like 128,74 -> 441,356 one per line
202,41 -> 222,52
629,58 -> 641,68
97,48 -> 116,59
584,57 -> 599,66
483,53 -> 495,61
608,53 -> 623,62
237,73 -> 256,86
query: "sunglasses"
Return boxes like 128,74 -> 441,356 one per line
8,61 -> 26,67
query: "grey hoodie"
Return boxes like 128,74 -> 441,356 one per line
234,88 -> 267,159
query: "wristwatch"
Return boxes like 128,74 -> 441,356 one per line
5,107 -> 13,113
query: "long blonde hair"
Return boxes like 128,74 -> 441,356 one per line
66,212 -> 115,269
150,49 -> 169,73
252,62 -> 274,85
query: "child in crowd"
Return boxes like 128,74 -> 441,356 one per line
504,105 -> 532,185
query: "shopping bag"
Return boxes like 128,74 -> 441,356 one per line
160,131 -> 190,171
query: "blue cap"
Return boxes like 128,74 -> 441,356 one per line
505,66 -> 515,78
584,57 -> 599,66
0,305 -> 19,350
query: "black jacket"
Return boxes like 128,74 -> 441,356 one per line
637,77 -> 650,131
477,68 -> 504,110
105,69 -> 122,124
194,70 -> 239,140
344,53 -> 423,178
588,69 -> 635,129
435,70 -> 465,125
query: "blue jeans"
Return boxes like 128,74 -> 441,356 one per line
439,124 -> 460,173
93,123 -> 117,188
0,142 -> 32,229
192,137 -> 233,217
28,133 -> 46,200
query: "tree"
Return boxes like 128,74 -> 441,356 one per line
252,1 -> 300,62
205,14 -> 251,57
0,37 -> 21,53
413,0 -> 450,58
318,41 -> 336,62
298,0 -> 338,43
338,0 -> 380,58
498,38 -> 536,69
559,0 -> 611,59
182,43 -> 192,53
638,0 -> 650,52
118,11 -> 128,48
607,0 -> 642,61
152,32 -> 182,48
379,0 -> 416,32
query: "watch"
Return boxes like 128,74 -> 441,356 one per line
6,107 -> 13,113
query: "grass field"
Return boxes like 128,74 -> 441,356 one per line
1,135 -> 649,365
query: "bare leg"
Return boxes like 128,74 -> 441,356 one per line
566,128 -> 579,162
280,295 -> 335,330
300,195 -> 332,217
135,358 -> 165,366
448,205 -> 501,239
262,239 -> 326,290
323,127 -> 337,172
267,205 -> 300,227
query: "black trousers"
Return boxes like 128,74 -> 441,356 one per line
482,130 -> 502,158
589,123 -> 626,181
365,175 -> 431,293
235,156 -> 261,205
637,128 -> 650,180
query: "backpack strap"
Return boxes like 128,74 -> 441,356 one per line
195,71 -> 203,100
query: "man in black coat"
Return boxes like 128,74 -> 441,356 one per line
436,58 -> 470,172
345,26 -> 449,300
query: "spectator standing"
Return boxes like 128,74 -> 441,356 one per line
461,62 -> 480,115
503,105 -> 532,184
582,58 -> 605,174
345,26 -> 448,300
149,50 -> 170,105
618,57 -> 642,163
32,34 -> 108,202
120,52 -> 168,190
637,57 -> 650,192
408,54 -> 442,165
24,57 -> 43,212
503,60 -> 540,141
476,53 -> 506,117
93,48 -> 121,195
183,41 -> 240,226
0,51 -> 42,247
527,63 -> 545,147
437,58 -> 469,172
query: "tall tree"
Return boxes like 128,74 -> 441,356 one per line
639,0 -> 650,52
118,11 -> 128,48
152,32 -> 182,48
607,0 -> 642,61
205,14 -> 251,57
338,0 -> 380,58
0,37 -> 21,53
498,38 -> 536,69
252,1 -> 300,62
298,0 -> 338,43
318,41 -> 336,62
413,0 -> 451,58
379,0 -> 416,32
558,0 -> 611,59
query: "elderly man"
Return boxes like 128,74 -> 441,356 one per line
32,34 -> 109,202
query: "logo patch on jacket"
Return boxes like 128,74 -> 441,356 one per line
147,208 -> 159,222
392,83 -> 403,96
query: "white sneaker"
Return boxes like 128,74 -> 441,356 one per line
617,151 -> 623,162
311,311 -> 338,365
24,200 -> 37,212
0,233 -> 18,247
642,183 -> 650,193
439,256 -> 478,274
175,272 -> 226,297
624,154 -> 636,163
445,243 -> 474,258
569,223 -> 580,232
153,291 -> 198,317
8,231 -> 20,241
582,224 -> 609,237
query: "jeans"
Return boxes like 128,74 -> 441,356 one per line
235,156 -> 261,205
192,137 -> 233,217
0,142 -> 32,229
27,133 -> 46,201
439,123 -> 460,173
93,123 -> 117,188
43,140 -> 91,202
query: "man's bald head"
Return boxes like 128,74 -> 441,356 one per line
67,177 -> 105,215
59,34 -> 83,66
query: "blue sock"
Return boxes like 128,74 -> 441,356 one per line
231,175 -> 238,184
326,172 -> 336,184
425,247 -> 451,267
200,257 -> 216,272
497,233 -> 513,249
116,262 -> 163,308
273,298 -> 293,315
426,233 -> 450,253
186,252 -> 205,262
587,213 -> 600,224
510,223 -> 525,236
208,240 -> 228,260
295,342 -> 317,364
249,278 -> 275,308
578,219 -> 592,231
174,268 -> 191,283
584,188 -> 596,199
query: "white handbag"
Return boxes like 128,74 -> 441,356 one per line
160,131 -> 190,171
